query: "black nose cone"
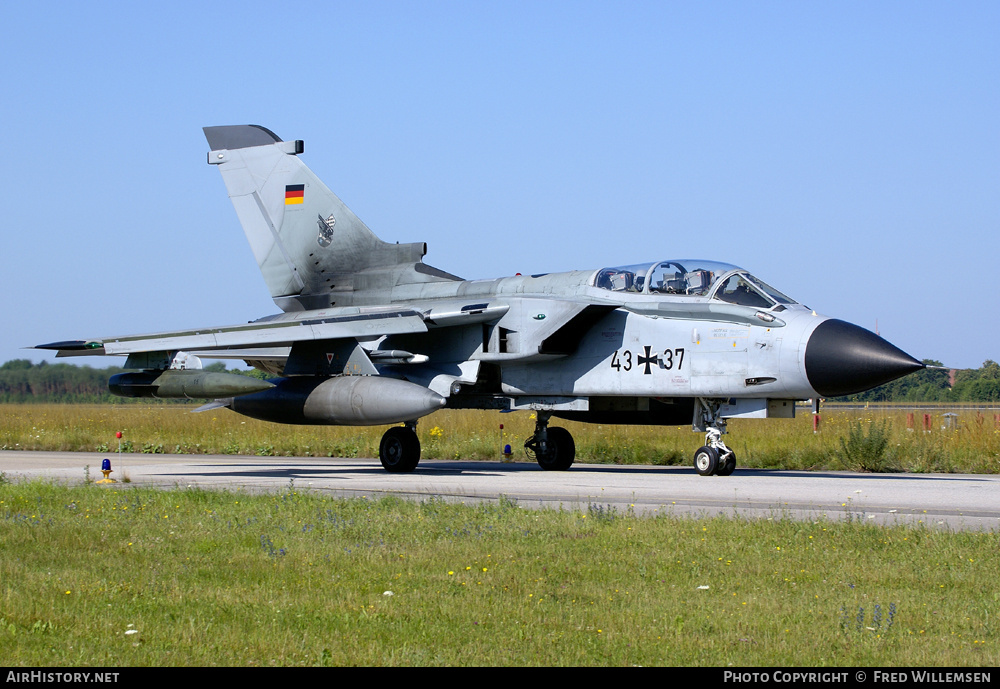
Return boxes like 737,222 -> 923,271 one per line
805,319 -> 924,397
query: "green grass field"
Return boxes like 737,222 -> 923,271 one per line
1,404 -> 998,473
0,479 -> 996,666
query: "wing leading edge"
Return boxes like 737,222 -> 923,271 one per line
36,308 -> 429,359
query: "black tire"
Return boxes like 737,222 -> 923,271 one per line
716,451 -> 736,476
536,427 -> 575,471
379,427 -> 421,473
693,445 -> 719,476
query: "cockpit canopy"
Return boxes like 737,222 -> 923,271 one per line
592,260 -> 796,308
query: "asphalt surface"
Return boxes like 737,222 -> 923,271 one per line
3,451 -> 998,531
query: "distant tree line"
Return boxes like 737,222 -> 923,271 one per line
0,360 -> 252,403
2,358 -> 999,404
0,360 -> 124,403
833,359 -> 1000,403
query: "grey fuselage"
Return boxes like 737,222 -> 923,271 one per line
248,265 -> 857,409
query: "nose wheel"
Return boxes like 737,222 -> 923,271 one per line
716,449 -> 737,476
693,430 -> 736,476
694,445 -> 719,475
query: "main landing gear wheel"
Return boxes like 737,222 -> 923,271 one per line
693,445 -> 719,476
379,426 -> 421,473
535,426 -> 575,471
524,412 -> 575,471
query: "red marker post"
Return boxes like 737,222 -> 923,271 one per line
116,431 -> 128,482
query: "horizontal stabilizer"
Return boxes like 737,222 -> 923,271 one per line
192,400 -> 231,413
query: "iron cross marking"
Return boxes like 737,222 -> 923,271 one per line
637,345 -> 659,374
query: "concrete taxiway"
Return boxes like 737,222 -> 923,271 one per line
2,451 -> 998,531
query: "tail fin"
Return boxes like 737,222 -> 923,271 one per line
204,125 -> 458,311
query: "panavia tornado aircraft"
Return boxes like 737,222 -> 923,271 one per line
37,125 -> 925,475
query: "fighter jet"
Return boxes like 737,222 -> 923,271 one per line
37,125 -> 925,475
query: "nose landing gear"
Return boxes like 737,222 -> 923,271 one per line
693,399 -> 736,476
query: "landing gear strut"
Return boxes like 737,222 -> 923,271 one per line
693,399 -> 736,476
379,422 -> 421,473
524,411 -> 575,471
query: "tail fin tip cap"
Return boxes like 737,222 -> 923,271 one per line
203,124 -> 284,151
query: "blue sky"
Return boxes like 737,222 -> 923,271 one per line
2,1 -> 997,369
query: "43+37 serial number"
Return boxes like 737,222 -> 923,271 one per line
610,346 -> 685,374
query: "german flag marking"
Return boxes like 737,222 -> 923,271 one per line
285,184 -> 305,205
